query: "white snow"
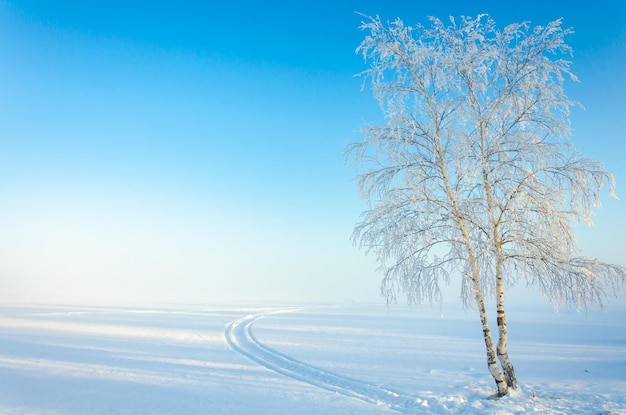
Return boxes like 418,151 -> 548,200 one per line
0,302 -> 624,414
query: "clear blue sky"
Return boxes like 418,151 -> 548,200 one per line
1,0 -> 624,304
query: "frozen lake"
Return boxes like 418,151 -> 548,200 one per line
1,302 -> 624,414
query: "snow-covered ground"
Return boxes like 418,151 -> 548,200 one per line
0,301 -> 624,414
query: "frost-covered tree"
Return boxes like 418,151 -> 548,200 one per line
346,14 -> 626,397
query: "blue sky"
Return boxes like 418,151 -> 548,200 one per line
1,0 -> 624,304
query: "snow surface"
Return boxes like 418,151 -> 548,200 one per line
0,302 -> 624,414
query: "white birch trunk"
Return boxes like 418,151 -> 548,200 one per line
474,277 -> 508,397
482,146 -> 518,391
441,139 -> 508,397
495,250 -> 517,389
462,226 -> 508,397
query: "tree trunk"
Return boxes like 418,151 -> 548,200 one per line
496,266 -> 517,389
472,275 -> 508,397
482,149 -> 518,391
439,130 -> 508,397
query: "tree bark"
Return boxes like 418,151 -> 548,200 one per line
473,275 -> 509,397
496,262 -> 517,389
480,127 -> 518,391
439,128 -> 508,397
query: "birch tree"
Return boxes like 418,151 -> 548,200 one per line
347,14 -> 626,397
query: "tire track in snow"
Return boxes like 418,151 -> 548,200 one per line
224,309 -> 431,414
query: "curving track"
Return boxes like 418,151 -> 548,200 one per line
224,309 -> 430,414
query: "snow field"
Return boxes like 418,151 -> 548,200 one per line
0,302 -> 624,414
